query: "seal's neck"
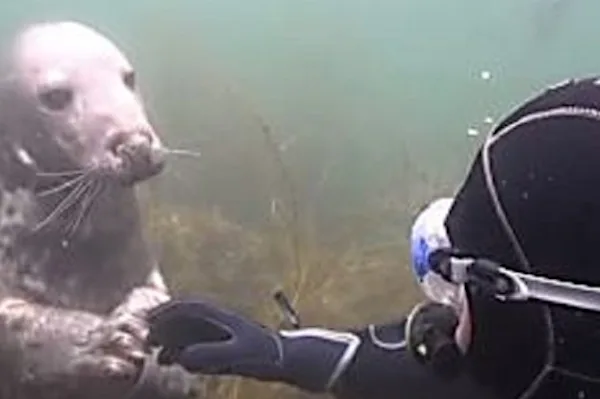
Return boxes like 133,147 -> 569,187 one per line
3,183 -> 155,312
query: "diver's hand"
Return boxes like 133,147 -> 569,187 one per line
406,301 -> 464,378
146,299 -> 361,393
147,299 -> 284,376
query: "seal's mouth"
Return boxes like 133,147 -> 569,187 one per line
104,131 -> 166,186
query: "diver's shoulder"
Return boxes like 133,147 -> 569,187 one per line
492,75 -> 600,134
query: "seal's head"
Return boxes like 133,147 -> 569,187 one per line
0,21 -> 170,310
5,21 -> 165,186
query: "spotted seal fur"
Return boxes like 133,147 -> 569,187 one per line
0,21 -> 195,399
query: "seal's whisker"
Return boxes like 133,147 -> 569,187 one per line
66,179 -> 95,228
33,180 -> 90,232
36,169 -> 90,177
163,148 -> 202,159
36,173 -> 89,197
67,180 -> 104,237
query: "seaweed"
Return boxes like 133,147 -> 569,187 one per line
140,125 -> 432,399
136,38 -> 448,397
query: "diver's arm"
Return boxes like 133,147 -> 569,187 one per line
148,299 -> 493,399
277,320 -> 412,397
277,306 -> 462,398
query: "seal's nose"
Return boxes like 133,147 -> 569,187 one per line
106,131 -> 130,156
107,130 -> 154,155
106,129 -> 166,184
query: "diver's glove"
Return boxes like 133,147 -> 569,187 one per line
406,301 -> 464,378
146,299 -> 361,393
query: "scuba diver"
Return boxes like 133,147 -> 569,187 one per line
146,75 -> 600,399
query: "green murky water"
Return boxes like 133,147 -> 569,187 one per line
1,0 -> 596,228
0,1 -> 598,397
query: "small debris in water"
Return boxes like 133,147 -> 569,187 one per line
270,198 -> 283,218
467,128 -> 480,137
279,137 -> 297,152
480,70 -> 492,80
484,116 -> 494,124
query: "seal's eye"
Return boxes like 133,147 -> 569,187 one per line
123,71 -> 136,90
38,87 -> 74,111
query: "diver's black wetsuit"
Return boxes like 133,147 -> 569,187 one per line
445,75 -> 600,399
147,299 -> 499,399
147,76 -> 600,399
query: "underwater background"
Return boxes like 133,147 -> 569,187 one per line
1,0 -> 598,397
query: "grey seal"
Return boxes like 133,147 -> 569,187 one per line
0,21 -> 195,399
